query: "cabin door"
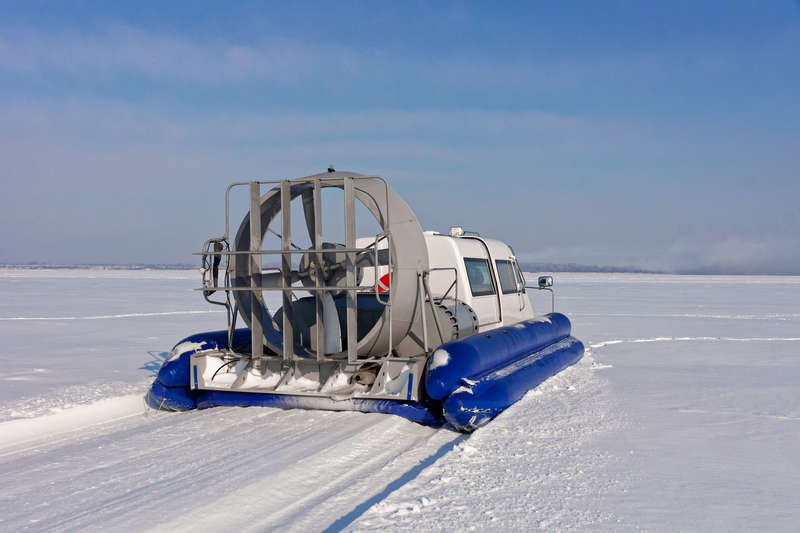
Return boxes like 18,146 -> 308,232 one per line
494,258 -> 527,324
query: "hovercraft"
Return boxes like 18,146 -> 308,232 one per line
147,171 -> 584,431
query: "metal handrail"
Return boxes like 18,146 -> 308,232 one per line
196,285 -> 392,292
222,174 -> 391,244
430,266 -> 458,302
525,285 -> 555,313
429,266 -> 459,334
194,247 -> 379,255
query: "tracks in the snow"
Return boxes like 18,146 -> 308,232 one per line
0,400 -> 459,533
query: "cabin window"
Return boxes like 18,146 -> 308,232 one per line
463,258 -> 496,297
495,259 -> 518,294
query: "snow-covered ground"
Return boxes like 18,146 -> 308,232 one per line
1,269 -> 798,532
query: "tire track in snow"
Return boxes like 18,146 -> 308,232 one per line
572,312 -> 800,321
322,434 -> 468,533
0,402 -> 459,533
674,407 -> 800,422
590,336 -> 800,350
347,354 -> 626,532
150,414 -> 460,533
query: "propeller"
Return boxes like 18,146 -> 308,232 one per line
260,186 -> 391,356
301,188 -> 316,243
305,189 -> 341,354
320,291 -> 342,354
259,270 -> 301,288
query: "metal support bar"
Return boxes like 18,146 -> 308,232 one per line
280,180 -> 294,361
544,287 -> 555,313
418,272 -> 428,353
429,266 -> 459,336
371,233 -> 391,305
197,285 -> 381,292
344,177 -> 357,364
422,271 -> 445,344
194,247 -> 376,256
213,176 -> 398,363
440,279 -> 457,302
223,175 -> 389,245
313,179 -> 325,362
249,181 -> 264,365
387,234 -> 393,357
525,285 -> 556,313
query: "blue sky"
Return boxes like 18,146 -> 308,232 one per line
1,1 -> 799,273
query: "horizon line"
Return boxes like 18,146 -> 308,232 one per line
2,262 -> 799,277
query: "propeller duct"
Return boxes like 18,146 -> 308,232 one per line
231,172 -> 429,359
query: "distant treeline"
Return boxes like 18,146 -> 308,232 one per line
5,262 -> 792,275
4,261 -> 663,273
518,262 -> 664,274
0,263 -> 197,270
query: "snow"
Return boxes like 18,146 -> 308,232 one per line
0,394 -> 145,454
351,355 -> 619,531
429,348 -> 450,370
167,340 -> 210,361
1,269 -> 799,531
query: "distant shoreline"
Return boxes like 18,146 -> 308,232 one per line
1,263 -> 797,276
0,263 -> 197,271
518,263 -> 664,275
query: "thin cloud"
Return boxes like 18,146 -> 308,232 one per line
3,23 -> 790,93
0,25 -> 361,83
0,21 -> 798,273
0,98 -> 688,157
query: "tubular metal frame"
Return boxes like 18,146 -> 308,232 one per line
197,176 -> 397,365
429,266 -> 459,335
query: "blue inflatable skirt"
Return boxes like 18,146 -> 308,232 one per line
146,314 -> 584,432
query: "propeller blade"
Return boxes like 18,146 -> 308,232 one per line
301,188 -> 316,244
321,291 -> 342,354
260,270 -> 300,288
355,248 -> 390,267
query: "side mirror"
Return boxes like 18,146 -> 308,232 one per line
538,275 -> 553,289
